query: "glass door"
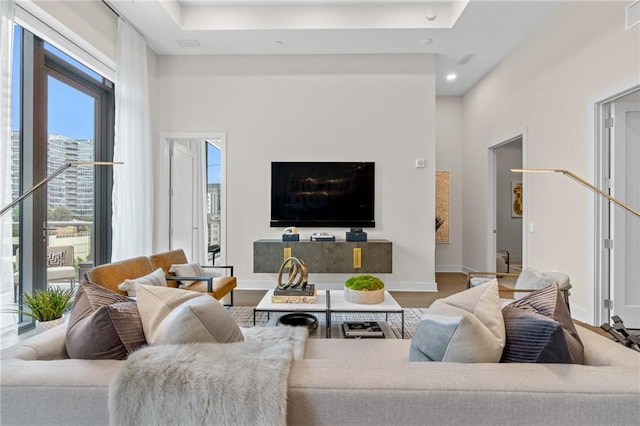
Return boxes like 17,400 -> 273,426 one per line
9,27 -> 114,332
45,74 -> 96,290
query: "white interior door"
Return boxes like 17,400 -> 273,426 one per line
611,101 -> 640,327
170,142 -> 195,260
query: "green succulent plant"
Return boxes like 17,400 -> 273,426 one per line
19,287 -> 75,322
345,274 -> 384,291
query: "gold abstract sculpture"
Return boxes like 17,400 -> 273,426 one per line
277,257 -> 308,290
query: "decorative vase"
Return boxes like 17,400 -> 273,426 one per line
36,317 -> 65,331
344,287 -> 385,304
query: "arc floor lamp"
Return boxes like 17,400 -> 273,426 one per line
0,161 -> 122,218
511,168 -> 640,218
512,168 -> 639,349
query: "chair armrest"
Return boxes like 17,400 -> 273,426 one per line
166,276 -> 213,293
201,265 -> 234,276
466,271 -> 520,289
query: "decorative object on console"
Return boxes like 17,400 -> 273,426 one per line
344,274 -> 385,304
410,280 -> 505,363
310,232 -> 336,242
282,226 -> 300,242
346,227 -> 367,242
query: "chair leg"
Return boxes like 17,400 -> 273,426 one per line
223,290 -> 234,307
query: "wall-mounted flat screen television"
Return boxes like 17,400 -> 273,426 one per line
271,161 -> 375,228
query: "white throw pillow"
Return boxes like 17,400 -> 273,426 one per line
410,279 -> 505,363
169,262 -> 223,288
117,268 -> 167,297
135,284 -> 244,345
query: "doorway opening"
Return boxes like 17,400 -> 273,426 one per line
488,134 -> 526,274
165,134 -> 227,266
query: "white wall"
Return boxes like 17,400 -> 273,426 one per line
462,1 -> 640,323
154,54 -> 437,290
435,96 -> 463,272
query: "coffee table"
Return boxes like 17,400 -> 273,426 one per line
254,289 -> 331,337
327,290 -> 404,338
253,289 -> 404,338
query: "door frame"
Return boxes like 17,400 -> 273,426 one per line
157,132 -> 228,264
486,130 -> 528,272
594,85 -> 640,326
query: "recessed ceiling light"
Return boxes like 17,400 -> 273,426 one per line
446,73 -> 457,81
419,38 -> 433,46
425,10 -> 437,21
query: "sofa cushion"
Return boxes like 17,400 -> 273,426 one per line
136,284 -> 244,345
117,267 -> 167,297
65,282 -> 146,359
410,279 -> 505,362
501,283 -> 584,363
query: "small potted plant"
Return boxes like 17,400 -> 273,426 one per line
344,274 -> 385,304
20,287 -> 75,330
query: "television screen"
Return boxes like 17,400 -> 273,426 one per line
271,162 -> 375,228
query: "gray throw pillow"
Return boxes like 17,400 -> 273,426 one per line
65,282 -> 146,359
501,283 -> 584,364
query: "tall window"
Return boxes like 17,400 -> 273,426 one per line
11,25 -> 114,331
206,141 -> 223,265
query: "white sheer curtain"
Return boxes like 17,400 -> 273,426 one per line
0,0 -> 15,342
112,18 -> 153,261
191,140 -> 208,265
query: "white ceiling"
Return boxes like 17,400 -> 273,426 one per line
108,0 -> 565,95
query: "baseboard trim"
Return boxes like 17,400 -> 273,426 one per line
435,265 -> 465,273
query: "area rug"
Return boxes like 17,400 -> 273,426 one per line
229,306 -> 427,339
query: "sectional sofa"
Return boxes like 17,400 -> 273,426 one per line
1,320 -> 639,425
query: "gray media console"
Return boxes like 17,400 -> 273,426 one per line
253,239 -> 392,273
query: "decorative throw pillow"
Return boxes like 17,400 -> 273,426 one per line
501,283 -> 584,364
47,250 -> 66,267
135,284 -> 244,345
169,262 -> 207,288
118,267 -> 167,297
65,282 -> 146,359
168,262 -> 222,288
410,279 -> 505,363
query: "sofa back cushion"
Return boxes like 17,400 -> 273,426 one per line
410,280 -> 505,363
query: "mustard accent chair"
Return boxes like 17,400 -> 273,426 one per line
86,256 -> 154,296
148,249 -> 236,306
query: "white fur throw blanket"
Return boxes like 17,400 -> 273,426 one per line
109,326 -> 308,426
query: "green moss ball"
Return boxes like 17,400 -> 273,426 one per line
344,274 -> 384,291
